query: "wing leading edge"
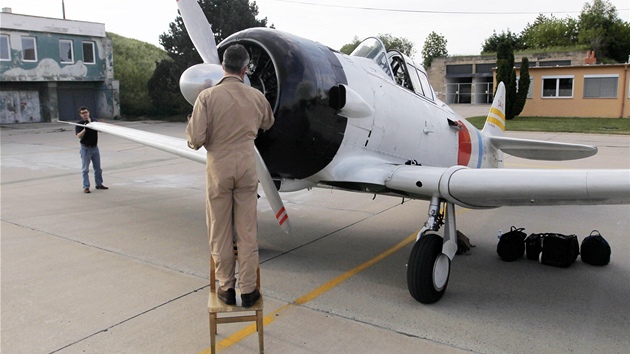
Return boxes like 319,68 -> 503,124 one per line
334,163 -> 630,209
83,122 -> 206,163
385,165 -> 630,208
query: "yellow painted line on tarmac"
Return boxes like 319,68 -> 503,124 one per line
201,209 -> 472,353
293,231 -> 417,306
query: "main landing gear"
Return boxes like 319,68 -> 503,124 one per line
407,197 -> 458,304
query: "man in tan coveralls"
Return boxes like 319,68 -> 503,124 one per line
186,44 -> 275,307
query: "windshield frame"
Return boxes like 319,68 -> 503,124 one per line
350,37 -> 392,79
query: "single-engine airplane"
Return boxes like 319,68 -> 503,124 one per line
65,0 -> 630,304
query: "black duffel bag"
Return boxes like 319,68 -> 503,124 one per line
539,233 -> 579,267
497,226 -> 526,262
525,233 -> 544,260
581,230 -> 611,266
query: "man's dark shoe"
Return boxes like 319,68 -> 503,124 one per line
95,185 -> 109,190
83,188 -> 90,193
217,288 -> 236,305
241,288 -> 261,308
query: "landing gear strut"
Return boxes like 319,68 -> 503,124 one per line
407,197 -> 458,304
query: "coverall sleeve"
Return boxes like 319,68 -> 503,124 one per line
186,95 -> 209,150
259,97 -> 275,131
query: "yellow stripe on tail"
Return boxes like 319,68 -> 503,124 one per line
482,82 -> 507,137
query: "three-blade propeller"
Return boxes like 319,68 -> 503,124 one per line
176,0 -> 291,233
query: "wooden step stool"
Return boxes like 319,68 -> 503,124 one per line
208,255 -> 264,354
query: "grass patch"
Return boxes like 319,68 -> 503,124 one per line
466,116 -> 630,135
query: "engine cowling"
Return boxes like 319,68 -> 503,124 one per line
218,28 -> 349,180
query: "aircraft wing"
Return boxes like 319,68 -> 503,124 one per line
60,121 -> 292,233
336,162 -> 630,209
75,122 -> 629,210
488,135 -> 598,161
84,122 -> 207,163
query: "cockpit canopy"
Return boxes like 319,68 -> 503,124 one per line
350,37 -> 392,78
351,37 -> 435,102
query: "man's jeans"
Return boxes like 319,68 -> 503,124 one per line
80,146 -> 103,188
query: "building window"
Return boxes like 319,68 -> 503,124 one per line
446,64 -> 473,76
82,41 -> 95,64
21,36 -> 37,62
517,76 -> 534,99
1,34 -> 10,61
59,39 -> 74,64
542,76 -> 573,98
584,75 -> 618,98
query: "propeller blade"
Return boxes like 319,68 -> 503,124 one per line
176,0 -> 220,65
177,2 -> 281,232
255,147 -> 291,234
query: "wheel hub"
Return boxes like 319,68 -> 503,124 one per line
433,253 -> 450,290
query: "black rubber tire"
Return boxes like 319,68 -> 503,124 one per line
407,233 -> 450,304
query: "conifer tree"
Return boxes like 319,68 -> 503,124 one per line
495,40 -> 529,120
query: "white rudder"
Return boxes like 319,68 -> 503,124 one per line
481,82 -> 507,137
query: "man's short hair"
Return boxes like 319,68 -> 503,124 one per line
79,106 -> 89,113
222,44 -> 250,74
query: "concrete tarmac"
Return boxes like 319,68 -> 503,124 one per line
1,117 -> 629,353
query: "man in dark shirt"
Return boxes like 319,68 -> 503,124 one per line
75,106 -> 108,193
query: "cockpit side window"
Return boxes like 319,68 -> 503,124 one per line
417,70 -> 435,101
350,37 -> 392,78
389,52 -> 413,91
407,63 -> 424,96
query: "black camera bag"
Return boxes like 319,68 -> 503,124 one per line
580,230 -> 611,266
525,233 -> 544,260
497,226 -> 526,262
539,233 -> 579,267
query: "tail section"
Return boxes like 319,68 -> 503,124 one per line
482,82 -> 506,137
480,81 -> 597,161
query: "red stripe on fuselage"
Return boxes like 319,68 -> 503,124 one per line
457,121 -> 472,166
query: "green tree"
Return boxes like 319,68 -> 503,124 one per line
149,0 -> 269,116
108,32 -> 169,116
147,59 -> 190,115
481,30 -> 523,53
520,14 -> 579,49
607,21 -> 630,64
495,41 -> 516,119
578,0 -> 627,62
421,31 -> 448,68
339,34 -> 415,58
380,34 -> 416,58
339,37 -> 361,55
514,57 -> 530,117
495,40 -> 529,120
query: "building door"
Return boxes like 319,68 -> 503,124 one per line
58,86 -> 96,121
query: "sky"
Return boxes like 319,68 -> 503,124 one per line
4,0 -> 630,60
